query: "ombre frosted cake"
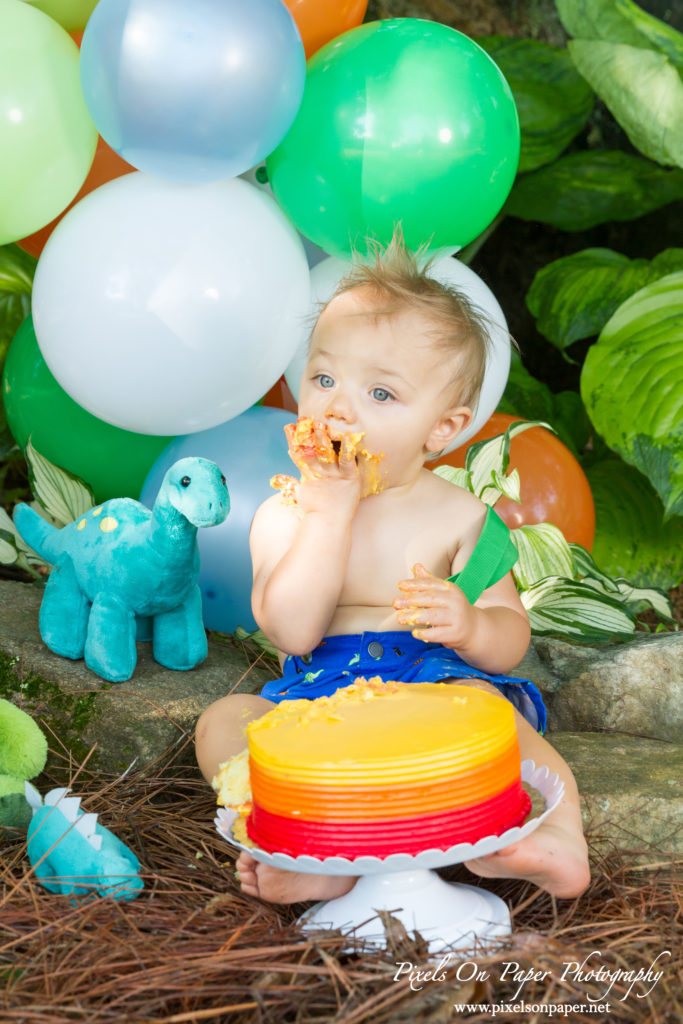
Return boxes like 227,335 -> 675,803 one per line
214,678 -> 531,859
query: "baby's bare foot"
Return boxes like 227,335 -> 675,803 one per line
235,850 -> 356,904
464,820 -> 590,899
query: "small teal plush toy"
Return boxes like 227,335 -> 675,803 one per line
0,698 -> 48,829
25,783 -> 143,901
14,457 -> 229,683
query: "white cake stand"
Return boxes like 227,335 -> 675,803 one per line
215,760 -> 564,955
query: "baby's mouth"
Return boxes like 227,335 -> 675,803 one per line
330,439 -> 342,456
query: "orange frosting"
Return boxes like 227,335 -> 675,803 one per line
271,417 -> 384,503
249,742 -> 521,820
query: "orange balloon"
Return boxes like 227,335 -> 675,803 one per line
261,376 -> 298,413
16,137 -> 134,258
432,413 -> 596,549
284,0 -> 368,58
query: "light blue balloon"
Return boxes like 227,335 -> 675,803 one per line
80,0 -> 306,184
140,406 -> 295,633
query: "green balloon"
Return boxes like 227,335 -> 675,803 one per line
23,1 -> 99,33
0,2 -> 97,245
267,19 -> 520,259
2,316 -> 173,503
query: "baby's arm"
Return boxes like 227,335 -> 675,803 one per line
394,565 -> 529,674
251,425 -> 361,654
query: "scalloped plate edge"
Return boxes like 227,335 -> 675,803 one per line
214,758 -> 564,876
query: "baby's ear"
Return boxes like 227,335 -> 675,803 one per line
425,406 -> 472,452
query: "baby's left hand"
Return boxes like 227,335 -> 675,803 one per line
394,563 -> 476,649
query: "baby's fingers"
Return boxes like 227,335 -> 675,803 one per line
314,423 -> 336,464
393,591 -> 447,611
397,565 -> 450,594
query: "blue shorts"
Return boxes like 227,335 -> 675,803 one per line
260,631 -> 546,733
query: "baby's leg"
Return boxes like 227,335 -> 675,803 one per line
454,680 -> 590,899
195,692 -> 274,784
196,693 -> 355,904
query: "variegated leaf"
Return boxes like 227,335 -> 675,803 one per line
0,504 -> 48,567
433,465 -> 472,491
520,576 -> 636,641
582,575 -> 674,621
616,581 -> 673,620
510,523 -> 576,588
0,529 -> 18,565
491,467 -> 522,504
465,420 -> 554,503
26,438 -> 94,527
569,542 -> 621,591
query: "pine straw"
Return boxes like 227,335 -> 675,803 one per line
1,740 -> 680,1024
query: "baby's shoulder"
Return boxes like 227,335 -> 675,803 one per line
250,493 -> 299,543
418,468 -> 485,519
409,471 -> 487,554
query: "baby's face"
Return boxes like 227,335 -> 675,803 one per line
298,288 -> 471,481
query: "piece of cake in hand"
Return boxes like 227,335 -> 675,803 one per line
270,416 -> 384,504
213,678 -> 531,860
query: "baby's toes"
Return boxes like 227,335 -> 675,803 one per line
235,851 -> 260,893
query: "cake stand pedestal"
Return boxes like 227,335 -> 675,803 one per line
300,870 -> 511,954
216,760 -> 563,955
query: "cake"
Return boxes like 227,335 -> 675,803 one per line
270,417 -> 383,504
214,678 -> 531,859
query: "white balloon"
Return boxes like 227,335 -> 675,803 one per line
32,173 -> 311,435
284,254 -> 510,451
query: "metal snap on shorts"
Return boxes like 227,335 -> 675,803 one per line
260,630 -> 547,733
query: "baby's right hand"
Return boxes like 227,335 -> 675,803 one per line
287,420 -> 361,520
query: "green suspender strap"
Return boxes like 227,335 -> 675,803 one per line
446,507 -> 518,604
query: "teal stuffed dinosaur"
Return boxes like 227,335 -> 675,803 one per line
13,457 -> 229,683
25,783 -> 143,901
0,698 -> 48,829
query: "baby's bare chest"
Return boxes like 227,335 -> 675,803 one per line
341,503 -> 457,603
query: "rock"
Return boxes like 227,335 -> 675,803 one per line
0,581 -> 272,772
2,578 -> 681,856
552,732 -> 683,856
513,633 -> 683,742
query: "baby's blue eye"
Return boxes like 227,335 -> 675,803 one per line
317,374 -> 334,389
371,387 -> 393,402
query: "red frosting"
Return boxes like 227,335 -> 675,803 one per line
246,781 -> 531,858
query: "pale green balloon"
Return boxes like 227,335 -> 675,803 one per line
0,2 -> 97,245
21,0 -> 99,33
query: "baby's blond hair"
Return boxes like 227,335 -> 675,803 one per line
320,231 -> 495,411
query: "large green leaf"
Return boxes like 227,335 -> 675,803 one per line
569,40 -> 683,167
555,0 -> 653,47
585,458 -> 683,589
0,244 -> 36,372
526,247 -> 683,353
498,357 -> 591,455
505,150 -> 683,230
555,0 -> 683,69
613,0 -> 683,68
520,576 -> 636,641
581,271 -> 683,519
476,36 -> 594,173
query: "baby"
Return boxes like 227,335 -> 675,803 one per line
196,238 -> 590,904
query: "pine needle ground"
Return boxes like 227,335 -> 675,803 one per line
2,734 -> 680,1024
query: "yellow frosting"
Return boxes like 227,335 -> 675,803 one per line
247,678 -> 517,785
